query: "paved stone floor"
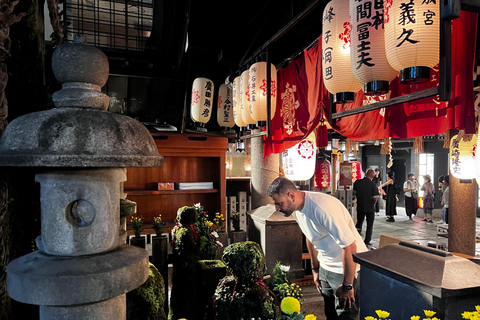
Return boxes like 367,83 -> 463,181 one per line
300,206 -> 480,319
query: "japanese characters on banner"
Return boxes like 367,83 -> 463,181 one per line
314,159 -> 331,190
232,76 -> 247,128
384,0 -> 439,76
190,77 -> 214,124
249,62 -> 278,122
450,134 -> 477,179
322,0 -> 362,98
240,70 -> 256,126
282,132 -> 316,181
350,0 -> 398,95
217,83 -> 235,128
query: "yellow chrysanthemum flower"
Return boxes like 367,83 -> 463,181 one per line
476,306 -> 480,313
365,316 -> 377,320
431,317 -> 441,320
411,316 -> 420,320
280,296 -> 301,315
376,310 -> 390,319
304,314 -> 317,320
424,310 -> 436,318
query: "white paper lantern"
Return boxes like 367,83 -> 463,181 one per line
191,77 -> 214,124
282,132 -> 316,181
322,0 -> 362,103
450,134 -> 477,179
217,83 -> 235,128
384,0 -> 439,83
240,69 -> 256,126
232,76 -> 247,128
249,62 -> 277,122
350,0 -> 398,95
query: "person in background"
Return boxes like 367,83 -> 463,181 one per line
267,177 -> 367,320
441,175 -> 450,224
379,170 -> 397,222
404,173 -> 419,220
353,168 -> 379,246
372,168 -> 382,216
420,174 -> 435,223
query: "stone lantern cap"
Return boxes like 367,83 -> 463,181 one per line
0,35 -> 163,168
354,241 -> 480,298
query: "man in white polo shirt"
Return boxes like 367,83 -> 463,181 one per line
267,177 -> 367,320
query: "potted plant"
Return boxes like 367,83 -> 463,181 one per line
151,214 -> 168,314
230,210 -> 246,243
129,216 -> 145,248
213,211 -> 228,259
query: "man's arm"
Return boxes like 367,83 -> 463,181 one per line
306,237 -> 322,294
335,241 -> 357,309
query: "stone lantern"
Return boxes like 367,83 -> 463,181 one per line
0,35 -> 163,319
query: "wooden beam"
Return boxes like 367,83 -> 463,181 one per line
331,87 -> 439,120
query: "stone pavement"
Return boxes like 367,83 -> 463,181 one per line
300,207 -> 480,319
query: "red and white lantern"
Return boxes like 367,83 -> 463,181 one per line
350,0 -> 398,95
249,62 -> 277,122
217,83 -> 235,128
240,70 -> 255,126
315,159 -> 331,190
282,132 -> 317,181
190,77 -> 214,124
322,0 -> 362,103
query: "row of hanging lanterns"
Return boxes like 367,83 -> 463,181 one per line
322,0 -> 440,102
190,62 -> 277,130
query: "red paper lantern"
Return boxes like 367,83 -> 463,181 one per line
350,160 -> 362,183
315,159 -> 331,190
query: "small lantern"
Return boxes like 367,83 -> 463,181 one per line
191,77 -> 214,128
282,132 -> 317,181
233,76 -> 247,129
350,0 -> 398,95
315,158 -> 331,190
322,0 -> 362,103
384,0 -> 439,84
450,134 -> 477,179
350,160 -> 362,183
217,83 -> 235,130
249,62 -> 277,126
240,69 -> 256,128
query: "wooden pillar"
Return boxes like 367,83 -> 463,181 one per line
448,176 -> 477,256
251,129 -> 279,210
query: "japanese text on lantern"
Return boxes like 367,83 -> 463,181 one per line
223,86 -> 232,123
322,5 -> 335,80
450,139 -> 461,175
202,80 -> 213,118
395,0 -> 436,47
353,0 -> 384,70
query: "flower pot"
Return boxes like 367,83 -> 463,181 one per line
152,235 -> 168,314
231,230 -> 247,243
129,236 -> 145,249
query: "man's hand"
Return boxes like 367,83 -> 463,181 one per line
335,285 -> 355,309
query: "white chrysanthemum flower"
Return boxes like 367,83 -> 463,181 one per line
279,265 -> 290,272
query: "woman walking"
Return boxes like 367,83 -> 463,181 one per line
379,170 -> 397,222
404,173 -> 419,220
420,174 -> 435,222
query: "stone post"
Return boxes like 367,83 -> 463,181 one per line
448,176 -> 477,256
251,129 -> 279,210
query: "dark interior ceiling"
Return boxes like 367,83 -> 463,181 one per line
85,0 -> 479,131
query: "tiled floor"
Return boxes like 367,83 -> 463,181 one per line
300,207 -> 480,318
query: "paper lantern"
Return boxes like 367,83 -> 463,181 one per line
240,70 -> 256,127
249,62 -> 277,123
350,160 -> 362,183
350,0 -> 398,95
232,76 -> 247,129
450,134 -> 477,179
191,77 -> 214,125
384,0 -> 439,84
322,0 -> 362,103
217,83 -> 235,128
282,132 -> 316,181
315,159 -> 331,189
